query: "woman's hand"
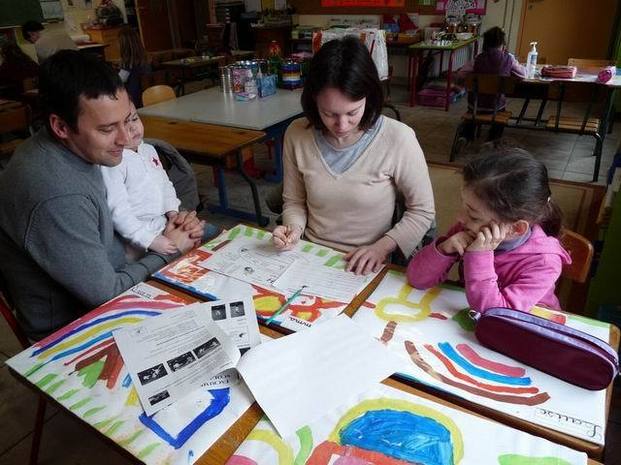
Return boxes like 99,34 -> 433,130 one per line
467,222 -> 509,252
344,236 -> 396,276
438,231 -> 475,256
168,211 -> 205,241
149,234 -> 178,255
162,221 -> 196,254
272,225 -> 303,251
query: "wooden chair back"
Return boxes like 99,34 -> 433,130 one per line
559,229 -> 594,283
465,74 -> 516,123
142,85 -> 176,106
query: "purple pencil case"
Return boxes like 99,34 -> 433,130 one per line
472,308 -> 619,391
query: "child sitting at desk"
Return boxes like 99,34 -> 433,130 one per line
101,103 -> 215,259
459,27 -> 527,142
407,149 -> 571,313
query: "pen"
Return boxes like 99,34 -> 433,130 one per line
265,285 -> 307,325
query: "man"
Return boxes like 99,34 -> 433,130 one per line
0,50 -> 202,340
22,20 -> 78,63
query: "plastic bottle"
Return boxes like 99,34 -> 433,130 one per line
526,41 -> 538,79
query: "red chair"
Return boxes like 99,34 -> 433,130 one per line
0,290 -> 47,465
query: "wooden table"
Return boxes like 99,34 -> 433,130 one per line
408,37 -> 479,110
160,55 -> 226,94
139,87 -> 304,182
141,115 -> 269,226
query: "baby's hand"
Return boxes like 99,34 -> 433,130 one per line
149,235 -> 178,255
467,222 -> 509,252
438,231 -> 475,256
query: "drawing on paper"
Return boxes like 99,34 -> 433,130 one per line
226,384 -> 587,465
6,283 -> 254,465
154,225 -> 351,331
350,270 -> 610,444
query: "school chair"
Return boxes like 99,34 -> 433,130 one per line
142,85 -> 177,106
0,286 -> 47,465
545,80 -> 608,182
559,229 -> 594,283
450,74 -> 516,161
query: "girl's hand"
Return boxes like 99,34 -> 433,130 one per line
438,231 -> 475,256
344,236 -> 396,276
149,235 -> 178,255
272,224 -> 303,250
467,222 -> 509,252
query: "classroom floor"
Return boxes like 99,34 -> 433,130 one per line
0,82 -> 620,464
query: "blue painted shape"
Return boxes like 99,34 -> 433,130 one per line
438,342 -> 532,386
122,374 -> 132,388
140,388 -> 231,449
339,409 -> 453,465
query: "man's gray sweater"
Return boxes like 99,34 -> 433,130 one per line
0,129 -> 174,340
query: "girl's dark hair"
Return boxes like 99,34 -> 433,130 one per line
462,148 -> 563,237
40,50 -> 124,132
119,26 -> 148,69
482,27 -> 506,51
301,36 -> 383,131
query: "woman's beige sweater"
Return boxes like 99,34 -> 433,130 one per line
282,117 -> 435,258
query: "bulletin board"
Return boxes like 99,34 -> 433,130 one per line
289,0 -> 439,15
0,0 -> 43,27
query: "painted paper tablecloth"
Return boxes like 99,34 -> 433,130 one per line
153,225 -> 359,332
6,283 -> 255,465
226,383 -> 587,465
351,270 -> 611,445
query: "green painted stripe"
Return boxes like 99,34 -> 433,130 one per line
83,406 -> 106,418
257,230 -> 267,239
45,379 -> 66,395
387,269 -> 405,278
93,417 -> 115,430
323,256 -> 340,267
293,426 -> 313,465
105,420 -> 125,436
244,226 -> 254,237
137,443 -> 161,460
316,249 -> 329,257
25,363 -> 45,378
568,314 -> 610,329
438,282 -> 465,292
69,397 -> 92,411
228,227 -> 241,240
118,429 -> 145,447
302,244 -> 313,253
35,373 -> 57,388
57,389 -> 79,401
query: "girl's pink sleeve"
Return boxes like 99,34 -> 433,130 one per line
406,223 -> 462,289
463,251 -> 563,312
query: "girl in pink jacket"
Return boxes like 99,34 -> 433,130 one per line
407,149 -> 572,312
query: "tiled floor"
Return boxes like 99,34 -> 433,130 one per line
0,83 -> 619,464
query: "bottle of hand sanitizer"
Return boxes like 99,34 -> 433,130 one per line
526,41 -> 538,79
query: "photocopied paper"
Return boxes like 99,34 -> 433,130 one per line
235,314 -> 403,437
114,303 -> 241,416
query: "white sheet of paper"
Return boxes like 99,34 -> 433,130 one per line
272,259 -> 377,302
199,236 -> 298,289
114,303 -> 241,416
236,314 -> 402,437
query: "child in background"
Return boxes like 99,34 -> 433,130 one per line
460,27 -> 527,142
101,102 -> 193,258
407,149 -> 571,313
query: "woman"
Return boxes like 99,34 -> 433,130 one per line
118,27 -> 150,108
273,36 -> 435,275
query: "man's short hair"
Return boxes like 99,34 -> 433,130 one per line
39,50 -> 125,132
21,20 -> 44,41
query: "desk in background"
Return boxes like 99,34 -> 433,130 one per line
141,115 -> 268,226
139,87 -> 304,182
409,37 -> 479,110
160,55 -> 226,94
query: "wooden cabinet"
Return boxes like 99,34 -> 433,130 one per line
84,26 -> 123,61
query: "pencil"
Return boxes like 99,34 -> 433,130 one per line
265,285 -> 307,325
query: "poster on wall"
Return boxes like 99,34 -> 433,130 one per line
436,0 -> 487,15
321,0 -> 405,7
